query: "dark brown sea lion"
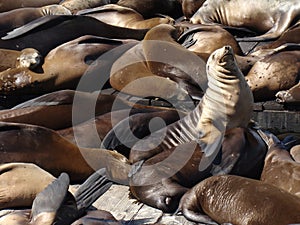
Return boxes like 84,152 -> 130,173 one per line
117,0 -> 183,19
245,49 -> 300,101
129,45 -> 253,164
129,127 -> 267,212
60,0 -> 112,14
110,24 -> 207,100
0,122 -> 130,184
0,0 -> 62,13
77,4 -> 174,29
0,48 -> 42,72
0,35 -> 138,95
0,15 -> 148,56
276,82 -> 300,104
258,130 -> 300,198
0,90 -> 136,130
180,0 -> 206,18
190,0 -> 300,41
0,5 -> 71,32
178,175 -> 300,225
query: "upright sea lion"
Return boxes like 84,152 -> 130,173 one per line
258,130 -> 300,198
0,48 -> 42,72
0,35 -> 138,95
178,175 -> 300,225
245,49 -> 300,101
190,0 -> 300,41
117,0 -> 183,19
0,122 -> 131,184
276,82 -> 300,104
0,5 -> 71,32
77,4 -> 174,29
129,45 -> 253,164
0,0 -> 62,13
0,15 -> 148,56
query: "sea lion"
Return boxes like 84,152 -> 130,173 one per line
0,35 -> 138,95
180,0 -> 206,18
117,0 -> 183,19
276,82 -> 300,104
0,5 -> 71,32
129,45 -> 253,164
291,145 -> 300,162
0,15 -> 148,56
245,49 -> 300,101
60,0 -> 113,14
0,122 -> 130,184
0,48 -> 42,72
72,209 -> 122,225
0,0 -> 62,13
129,127 -> 267,212
77,4 -> 174,29
0,90 -> 137,130
178,175 -> 300,225
258,130 -> 300,198
110,24 -> 207,100
190,0 -> 300,41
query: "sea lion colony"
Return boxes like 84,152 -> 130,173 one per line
0,0 -> 299,224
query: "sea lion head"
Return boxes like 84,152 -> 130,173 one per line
17,48 -> 43,70
207,45 -> 237,72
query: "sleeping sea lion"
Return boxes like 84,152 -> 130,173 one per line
129,127 -> 267,212
291,145 -> 300,162
258,130 -> 300,198
0,35 -> 138,95
178,175 -> 300,225
0,5 -> 71,32
77,4 -> 174,29
190,0 -> 300,41
0,15 -> 148,56
0,0 -> 62,13
0,122 -> 131,184
180,0 -> 206,18
276,82 -> 300,104
60,0 -> 113,14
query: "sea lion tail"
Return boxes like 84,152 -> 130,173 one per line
74,168 -> 113,216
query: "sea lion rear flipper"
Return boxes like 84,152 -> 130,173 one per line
2,15 -> 74,40
181,208 -> 218,225
31,173 -> 71,224
74,168 -> 113,216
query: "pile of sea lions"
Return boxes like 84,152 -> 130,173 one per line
0,0 -> 299,224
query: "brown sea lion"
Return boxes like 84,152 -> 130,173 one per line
178,175 -> 300,225
71,209 -> 122,225
190,0 -> 300,41
245,49 -> 300,101
77,4 -> 174,29
258,131 -> 300,198
0,0 -> 62,13
276,82 -> 300,104
0,15 -> 148,56
0,122 -> 130,184
0,5 -> 71,32
110,24 -> 207,100
129,127 -> 267,212
0,35 -> 138,95
180,0 -> 206,18
60,0 -> 112,14
117,0 -> 183,19
129,45 -> 253,164
0,48 -> 42,72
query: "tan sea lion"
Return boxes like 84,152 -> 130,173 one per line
291,145 -> 300,163
178,175 -> 300,225
245,49 -> 300,102
0,15 -> 148,56
0,48 -> 42,72
77,4 -> 174,29
129,45 -> 253,164
259,131 -> 300,198
60,0 -> 112,14
190,0 -> 300,41
110,24 -> 207,100
0,122 -> 130,184
276,82 -> 300,104
0,0 -> 62,13
0,35 -> 138,95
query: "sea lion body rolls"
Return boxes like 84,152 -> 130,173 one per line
191,0 -> 300,41
179,175 -> 300,225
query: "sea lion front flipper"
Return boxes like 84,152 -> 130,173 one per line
74,168 -> 113,216
2,15 -> 74,40
31,173 -> 72,224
